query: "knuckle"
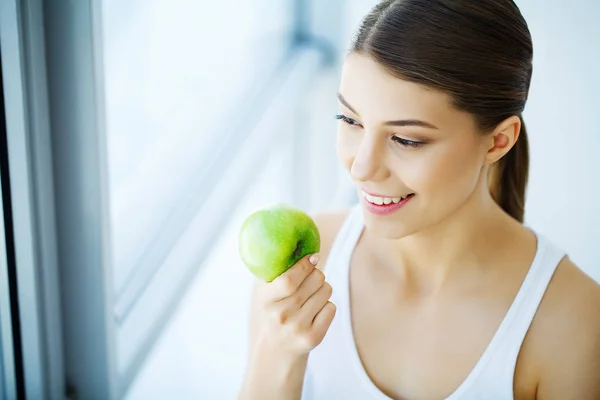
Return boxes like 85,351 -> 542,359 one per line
280,275 -> 297,295
292,293 -> 303,306
277,311 -> 287,325
313,268 -> 325,285
289,319 -> 303,335
301,331 -> 322,349
268,306 -> 287,326
328,301 -> 337,314
323,282 -> 333,297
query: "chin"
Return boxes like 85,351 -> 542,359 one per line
362,212 -> 419,240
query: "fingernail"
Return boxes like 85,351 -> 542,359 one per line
309,254 -> 319,265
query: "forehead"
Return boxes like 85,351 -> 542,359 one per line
338,52 -> 462,125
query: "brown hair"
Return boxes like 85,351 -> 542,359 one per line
350,0 -> 533,222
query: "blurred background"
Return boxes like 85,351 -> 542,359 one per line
0,0 -> 598,399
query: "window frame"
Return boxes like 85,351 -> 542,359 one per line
0,0 -> 65,398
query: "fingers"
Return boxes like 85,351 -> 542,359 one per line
255,252 -> 336,353
310,301 -> 337,344
293,281 -> 333,328
278,266 -> 326,314
268,254 -> 319,302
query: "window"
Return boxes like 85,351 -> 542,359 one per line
102,0 -> 294,296
99,0 -> 349,396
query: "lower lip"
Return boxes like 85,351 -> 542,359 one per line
361,194 -> 414,215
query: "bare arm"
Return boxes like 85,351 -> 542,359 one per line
536,328 -> 600,399
536,261 -> 600,399
238,280 -> 311,400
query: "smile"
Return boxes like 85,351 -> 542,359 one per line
361,190 -> 414,205
360,190 -> 415,216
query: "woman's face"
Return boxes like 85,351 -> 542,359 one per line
337,53 -> 492,239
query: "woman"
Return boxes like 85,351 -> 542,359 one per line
239,1 -> 600,399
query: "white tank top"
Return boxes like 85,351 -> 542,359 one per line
302,203 -> 566,400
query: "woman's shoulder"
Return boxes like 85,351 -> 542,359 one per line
309,206 -> 355,273
537,257 -> 600,340
527,256 -> 600,397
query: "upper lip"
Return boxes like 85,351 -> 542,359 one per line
361,189 -> 413,198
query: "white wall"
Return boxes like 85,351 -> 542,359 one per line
517,0 -> 600,282
345,0 -> 600,282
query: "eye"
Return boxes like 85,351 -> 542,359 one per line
392,136 -> 426,148
335,114 -> 362,127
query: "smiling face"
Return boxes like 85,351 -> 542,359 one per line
337,52 -> 494,239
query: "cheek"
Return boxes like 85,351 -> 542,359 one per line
402,142 -> 483,197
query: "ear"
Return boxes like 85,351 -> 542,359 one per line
484,115 -> 521,165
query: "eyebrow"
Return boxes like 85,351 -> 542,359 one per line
337,93 -> 439,130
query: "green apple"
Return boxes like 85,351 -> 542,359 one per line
238,203 -> 321,282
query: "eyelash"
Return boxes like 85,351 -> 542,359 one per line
334,114 -> 426,148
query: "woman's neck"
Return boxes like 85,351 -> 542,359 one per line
361,188 -> 526,297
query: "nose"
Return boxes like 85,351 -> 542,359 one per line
350,136 -> 390,183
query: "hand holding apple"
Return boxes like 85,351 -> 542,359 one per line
238,204 -> 336,379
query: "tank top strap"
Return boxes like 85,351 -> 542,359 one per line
446,232 -> 566,399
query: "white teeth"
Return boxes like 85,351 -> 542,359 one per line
362,191 -> 406,206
